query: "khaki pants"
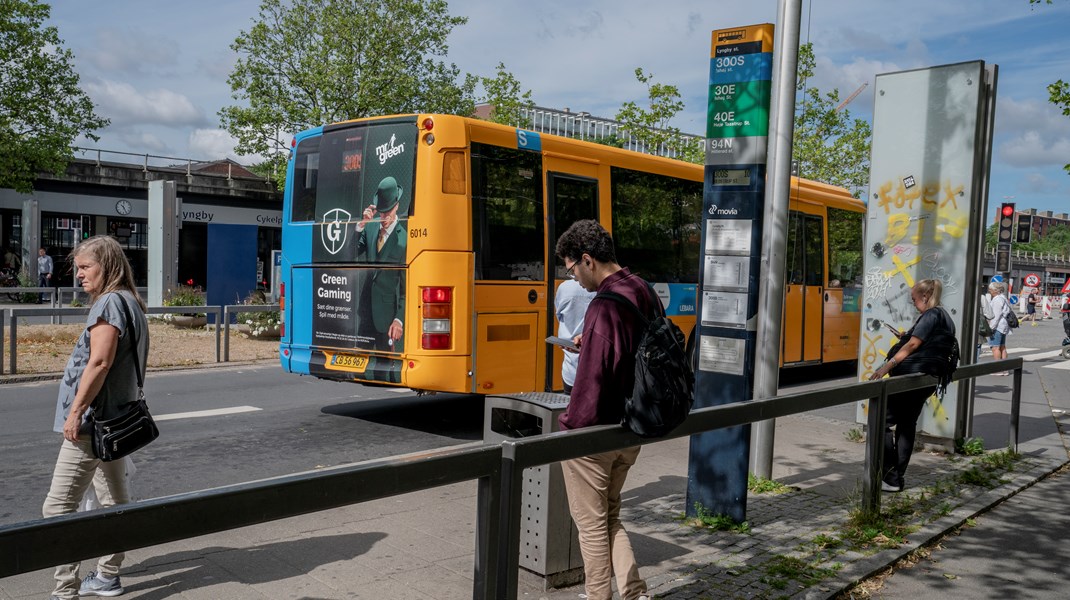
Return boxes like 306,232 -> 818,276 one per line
42,437 -> 131,599
561,446 -> 647,600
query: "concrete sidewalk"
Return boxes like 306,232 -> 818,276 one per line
3,323 -> 1068,599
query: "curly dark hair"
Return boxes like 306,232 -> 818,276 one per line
555,219 -> 617,264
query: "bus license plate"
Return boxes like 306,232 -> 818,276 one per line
326,352 -> 369,373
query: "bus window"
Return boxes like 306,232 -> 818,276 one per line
828,207 -> 864,287
786,211 -> 804,285
291,136 -> 320,223
471,143 -> 544,281
550,174 -> 598,279
804,215 -> 824,287
610,167 -> 702,283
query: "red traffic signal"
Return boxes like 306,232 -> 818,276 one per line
998,202 -> 1016,242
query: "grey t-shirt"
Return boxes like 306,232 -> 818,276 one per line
54,291 -> 149,433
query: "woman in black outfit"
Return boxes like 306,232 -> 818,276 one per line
869,279 -> 957,492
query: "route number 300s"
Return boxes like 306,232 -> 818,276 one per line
716,56 -> 746,68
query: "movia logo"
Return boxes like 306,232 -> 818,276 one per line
321,208 -> 351,255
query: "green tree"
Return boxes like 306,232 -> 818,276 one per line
0,0 -> 109,194
478,62 -> 533,126
614,68 -> 703,163
1049,80 -> 1070,174
793,43 -> 871,197
219,0 -> 478,186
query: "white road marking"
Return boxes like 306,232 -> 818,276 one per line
1022,350 -> 1066,361
1044,360 -> 1070,371
155,406 -> 262,421
1006,347 -> 1040,354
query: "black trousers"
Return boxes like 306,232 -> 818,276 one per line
882,385 -> 935,488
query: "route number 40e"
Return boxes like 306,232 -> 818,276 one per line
712,112 -> 736,122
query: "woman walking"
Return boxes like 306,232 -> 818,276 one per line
986,281 -> 1011,376
869,279 -> 957,492
43,236 -> 149,600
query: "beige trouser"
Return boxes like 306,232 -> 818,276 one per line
561,446 -> 647,600
42,437 -> 131,599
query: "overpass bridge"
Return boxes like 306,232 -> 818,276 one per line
0,148 -> 282,293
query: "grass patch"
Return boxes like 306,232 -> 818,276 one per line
955,448 -> 1020,488
748,474 -> 792,495
955,436 -> 986,456
845,428 -> 865,443
841,493 -> 920,553
761,554 -> 842,590
682,503 -> 751,533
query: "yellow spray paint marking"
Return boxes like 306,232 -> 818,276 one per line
885,255 -> 921,288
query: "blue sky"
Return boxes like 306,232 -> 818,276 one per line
45,0 -> 1070,216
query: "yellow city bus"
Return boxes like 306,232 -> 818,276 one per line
278,114 -> 864,394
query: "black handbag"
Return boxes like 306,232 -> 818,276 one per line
90,294 -> 159,462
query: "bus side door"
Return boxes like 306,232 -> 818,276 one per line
544,164 -> 599,392
783,210 -> 824,364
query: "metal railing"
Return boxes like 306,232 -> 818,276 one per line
982,246 -> 1070,265
1,303 -> 279,375
71,146 -> 271,183
0,357 -> 1023,599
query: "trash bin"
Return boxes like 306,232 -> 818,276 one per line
484,392 -> 583,588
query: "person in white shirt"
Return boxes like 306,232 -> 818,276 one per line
555,278 -> 595,393
986,281 -> 1011,376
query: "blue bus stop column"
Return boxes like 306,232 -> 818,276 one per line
687,23 -> 775,523
207,224 -> 258,322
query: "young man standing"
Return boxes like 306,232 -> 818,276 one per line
555,219 -> 652,600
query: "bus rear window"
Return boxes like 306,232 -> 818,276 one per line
291,136 -> 320,222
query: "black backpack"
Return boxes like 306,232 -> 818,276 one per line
596,290 -> 694,437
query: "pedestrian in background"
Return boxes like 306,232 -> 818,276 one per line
555,277 -> 595,394
869,279 -> 957,492
37,247 -> 53,303
42,236 -> 149,600
1024,290 -> 1039,325
986,281 -> 1011,376
555,220 -> 651,600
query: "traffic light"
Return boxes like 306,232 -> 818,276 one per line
997,203 -> 1015,243
995,244 -> 1012,273
80,215 -> 91,239
1016,214 -> 1032,244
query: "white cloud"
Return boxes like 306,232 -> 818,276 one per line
115,130 -> 171,154
188,128 -> 265,164
83,28 -> 179,75
85,79 -> 208,127
995,97 -> 1070,168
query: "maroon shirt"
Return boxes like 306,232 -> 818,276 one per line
559,267 -> 661,430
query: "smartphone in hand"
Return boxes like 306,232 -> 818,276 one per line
884,322 -> 901,337
546,336 -> 579,352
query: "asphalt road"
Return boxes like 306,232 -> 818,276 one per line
0,365 -> 485,525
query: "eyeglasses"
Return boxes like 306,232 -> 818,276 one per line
565,261 -> 578,279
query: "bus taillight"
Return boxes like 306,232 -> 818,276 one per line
421,286 -> 452,349
279,282 -> 285,338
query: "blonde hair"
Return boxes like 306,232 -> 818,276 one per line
71,236 -> 146,310
913,279 -> 942,311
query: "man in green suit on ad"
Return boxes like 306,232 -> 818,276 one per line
355,176 -> 407,351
